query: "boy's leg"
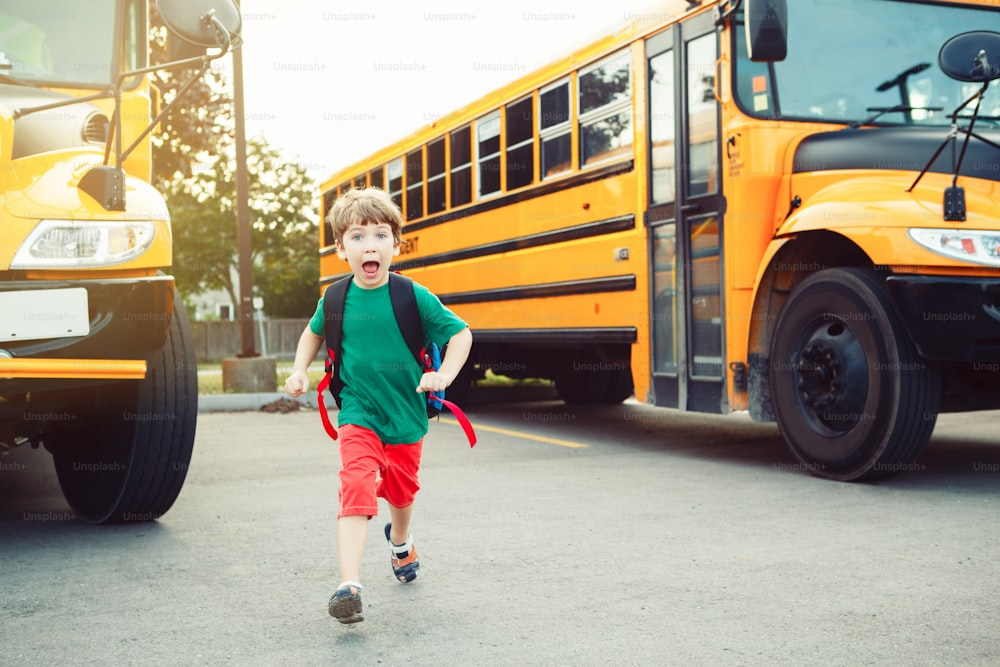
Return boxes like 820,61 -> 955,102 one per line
379,441 -> 423,582
387,502 -> 413,546
329,425 -> 385,623
337,515 -> 368,583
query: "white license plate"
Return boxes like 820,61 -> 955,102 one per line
0,288 -> 90,343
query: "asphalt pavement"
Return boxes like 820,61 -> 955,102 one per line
3,387 -> 999,666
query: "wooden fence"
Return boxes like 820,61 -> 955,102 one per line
191,319 -> 318,363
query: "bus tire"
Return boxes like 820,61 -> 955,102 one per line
768,268 -> 939,481
51,291 -> 198,523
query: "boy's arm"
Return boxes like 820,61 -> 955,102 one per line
416,327 -> 472,394
284,328 -> 324,397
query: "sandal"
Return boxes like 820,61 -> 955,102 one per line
328,581 -> 364,624
384,523 -> 419,583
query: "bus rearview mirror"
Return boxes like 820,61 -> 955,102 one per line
938,31 -> 1000,82
157,0 -> 242,49
744,0 -> 787,62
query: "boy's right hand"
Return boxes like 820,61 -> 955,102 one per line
284,370 -> 309,397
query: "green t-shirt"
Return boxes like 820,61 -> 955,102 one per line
309,279 -> 468,444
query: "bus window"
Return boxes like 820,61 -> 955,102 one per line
450,125 -> 472,207
476,112 -> 501,197
649,49 -> 676,204
685,34 -> 719,197
427,138 -> 446,214
353,175 -> 366,189
322,189 -> 335,247
505,96 -> 534,190
405,148 -> 424,221
579,49 -> 633,167
539,79 -> 571,178
369,165 -> 384,190
387,158 -> 403,210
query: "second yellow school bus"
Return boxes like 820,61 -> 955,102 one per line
319,0 -> 1000,481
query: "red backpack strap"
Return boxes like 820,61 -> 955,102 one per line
437,398 -> 477,447
316,346 -> 339,440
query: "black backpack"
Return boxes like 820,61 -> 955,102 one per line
316,272 -> 476,446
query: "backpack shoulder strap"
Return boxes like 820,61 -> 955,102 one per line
322,276 -> 352,356
320,276 -> 352,411
388,272 -> 424,365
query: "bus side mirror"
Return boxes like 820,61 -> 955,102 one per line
744,0 -> 787,62
167,32 -> 207,61
938,31 -> 1000,82
157,0 -> 242,49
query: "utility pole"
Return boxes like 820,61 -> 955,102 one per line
232,0 -> 256,358
221,0 -> 275,393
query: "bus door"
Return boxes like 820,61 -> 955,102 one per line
645,12 -> 725,413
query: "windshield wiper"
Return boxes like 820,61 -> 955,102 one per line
847,105 -> 944,129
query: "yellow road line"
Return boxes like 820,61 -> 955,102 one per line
437,417 -> 589,449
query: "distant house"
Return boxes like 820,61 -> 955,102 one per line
188,286 -> 235,321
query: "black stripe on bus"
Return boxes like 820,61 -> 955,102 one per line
438,274 -> 636,305
392,214 -> 635,272
471,327 -> 637,344
319,215 -> 636,286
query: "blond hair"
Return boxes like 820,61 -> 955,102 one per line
327,187 -> 403,246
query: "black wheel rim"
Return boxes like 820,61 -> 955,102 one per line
792,316 -> 869,435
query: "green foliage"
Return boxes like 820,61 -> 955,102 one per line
167,137 -> 319,318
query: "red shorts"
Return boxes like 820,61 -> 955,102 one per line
337,424 -> 423,519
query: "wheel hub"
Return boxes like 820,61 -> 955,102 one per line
795,320 -> 868,432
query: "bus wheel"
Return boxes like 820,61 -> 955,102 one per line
768,268 -> 939,481
51,292 -> 198,523
555,366 -> 633,405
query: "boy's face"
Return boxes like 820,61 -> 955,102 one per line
336,221 -> 400,289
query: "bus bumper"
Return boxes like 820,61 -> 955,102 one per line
886,275 -> 1000,362
0,276 -> 174,392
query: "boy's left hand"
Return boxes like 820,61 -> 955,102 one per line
416,371 -> 452,393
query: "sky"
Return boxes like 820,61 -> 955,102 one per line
217,0 -> 663,187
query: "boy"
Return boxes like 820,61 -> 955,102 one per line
284,187 -> 472,625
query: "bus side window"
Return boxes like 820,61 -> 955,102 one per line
450,125 -> 472,207
405,148 -> 424,221
579,49 -> 633,167
369,165 -> 384,190
427,138 -> 446,214
539,79 -> 571,178
476,112 -> 501,198
387,158 -> 404,210
322,189 -> 335,247
505,96 -> 534,190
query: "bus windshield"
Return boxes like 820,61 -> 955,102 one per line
734,0 -> 1000,126
0,0 -> 121,87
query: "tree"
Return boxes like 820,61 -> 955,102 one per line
168,136 -> 320,318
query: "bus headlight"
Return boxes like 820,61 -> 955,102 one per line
908,228 -> 1000,267
10,220 -> 157,268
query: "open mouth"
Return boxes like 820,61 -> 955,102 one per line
362,261 -> 380,278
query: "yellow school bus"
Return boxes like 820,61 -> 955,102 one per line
319,0 -> 1000,481
0,0 -> 240,522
